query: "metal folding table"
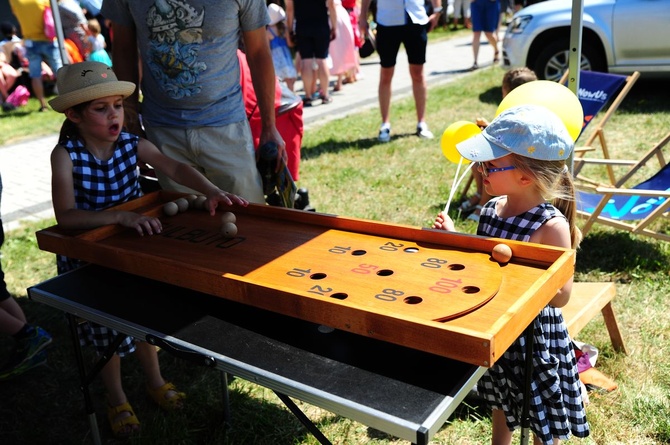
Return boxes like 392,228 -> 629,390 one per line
28,264 -> 485,445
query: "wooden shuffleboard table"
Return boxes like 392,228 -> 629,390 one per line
35,191 -> 575,368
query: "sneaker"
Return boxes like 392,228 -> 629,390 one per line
0,350 -> 48,380
14,326 -> 53,364
416,122 -> 434,139
378,124 -> 391,143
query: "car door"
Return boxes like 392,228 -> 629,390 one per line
611,0 -> 670,72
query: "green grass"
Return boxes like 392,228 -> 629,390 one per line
2,66 -> 670,444
0,98 -> 63,146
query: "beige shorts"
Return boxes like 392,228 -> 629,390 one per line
145,121 -> 266,204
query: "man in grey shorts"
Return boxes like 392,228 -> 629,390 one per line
102,0 -> 284,203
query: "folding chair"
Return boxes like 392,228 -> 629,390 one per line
576,132 -> 670,241
559,70 -> 640,183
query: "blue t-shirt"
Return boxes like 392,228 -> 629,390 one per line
102,0 -> 269,128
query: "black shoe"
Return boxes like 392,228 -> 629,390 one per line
294,188 -> 310,210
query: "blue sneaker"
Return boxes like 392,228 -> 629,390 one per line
1,326 -> 52,371
17,326 -> 52,361
0,350 -> 48,380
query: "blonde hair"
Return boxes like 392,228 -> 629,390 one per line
88,18 -> 101,36
510,154 -> 582,249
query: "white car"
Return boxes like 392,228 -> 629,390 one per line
502,0 -> 670,81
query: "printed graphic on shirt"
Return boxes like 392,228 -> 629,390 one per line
145,0 -> 206,99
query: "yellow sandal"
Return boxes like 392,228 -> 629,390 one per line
147,381 -> 186,411
107,401 -> 140,438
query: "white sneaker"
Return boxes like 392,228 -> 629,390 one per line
416,122 -> 434,139
378,124 -> 391,143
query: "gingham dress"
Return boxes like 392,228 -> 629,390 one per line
56,132 -> 143,357
476,196 -> 590,444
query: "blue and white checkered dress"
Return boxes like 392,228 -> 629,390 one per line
56,132 -> 143,357
476,196 -> 590,444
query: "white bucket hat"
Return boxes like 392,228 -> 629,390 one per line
267,3 -> 286,26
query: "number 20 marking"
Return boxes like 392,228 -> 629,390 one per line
380,241 -> 404,251
308,285 -> 333,296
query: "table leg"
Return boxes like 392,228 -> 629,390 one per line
275,391 -> 333,445
67,314 -> 126,445
220,371 -> 232,425
520,323 -> 535,445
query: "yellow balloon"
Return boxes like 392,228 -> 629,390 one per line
495,80 -> 583,142
440,121 -> 480,164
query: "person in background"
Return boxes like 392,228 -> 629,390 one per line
8,0 -> 64,112
359,0 -> 442,142
86,17 -> 112,66
267,2 -> 297,91
0,171 -> 53,380
48,61 -> 248,438
329,0 -> 359,92
286,0 -> 337,106
469,0 -> 500,70
57,0 -> 92,61
459,67 -> 538,221
451,0 -> 471,30
101,0 -> 283,204
433,104 -> 589,445
0,51 -> 20,111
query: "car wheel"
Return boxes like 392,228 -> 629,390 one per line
533,40 -> 606,81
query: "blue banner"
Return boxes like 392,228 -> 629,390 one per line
578,164 -> 670,221
565,71 -> 627,141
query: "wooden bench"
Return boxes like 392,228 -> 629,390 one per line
562,282 -> 627,353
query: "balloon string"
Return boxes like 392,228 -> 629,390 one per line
444,160 -> 474,212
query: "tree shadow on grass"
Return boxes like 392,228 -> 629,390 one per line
576,230 -> 669,281
301,131 -> 424,160
478,85 -> 502,107
618,78 -> 670,114
0,299 -> 320,445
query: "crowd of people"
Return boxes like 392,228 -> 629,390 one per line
3,0 -> 113,113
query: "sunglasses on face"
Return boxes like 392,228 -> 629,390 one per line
478,162 -> 516,178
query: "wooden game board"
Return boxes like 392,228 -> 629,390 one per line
36,191 -> 575,367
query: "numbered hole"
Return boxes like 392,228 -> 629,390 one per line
448,264 -> 465,271
310,273 -> 327,280
376,269 -> 394,276
404,296 -> 423,304
404,247 -> 419,253
330,293 -> 348,300
462,286 -> 480,294
351,250 -> 367,256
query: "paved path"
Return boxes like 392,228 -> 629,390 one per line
0,33 -> 496,233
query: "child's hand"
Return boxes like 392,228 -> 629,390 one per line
475,117 -> 489,129
204,190 -> 249,215
118,211 -> 163,236
433,211 -> 456,231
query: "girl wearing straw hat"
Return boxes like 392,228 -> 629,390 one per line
48,61 -> 248,438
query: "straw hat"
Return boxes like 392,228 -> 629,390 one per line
49,61 -> 136,113
267,3 -> 286,26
